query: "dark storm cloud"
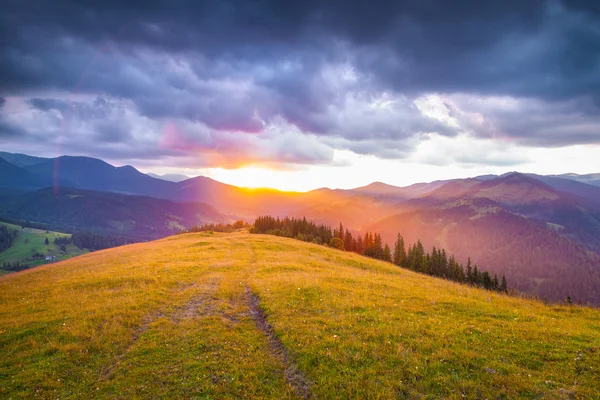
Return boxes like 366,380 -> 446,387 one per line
4,0 -> 599,99
0,120 -> 25,138
1,0 -> 600,163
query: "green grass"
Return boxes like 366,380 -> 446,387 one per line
0,232 -> 598,399
0,222 -> 87,269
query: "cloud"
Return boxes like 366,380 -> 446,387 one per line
444,94 -> 600,147
1,0 -> 599,167
412,133 -> 531,168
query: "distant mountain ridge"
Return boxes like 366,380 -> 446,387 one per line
1,151 -> 599,304
146,172 -> 191,182
0,187 -> 226,240
550,172 -> 600,187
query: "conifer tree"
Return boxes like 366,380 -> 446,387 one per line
344,229 -> 353,252
356,235 -> 364,255
482,271 -> 492,289
466,257 -> 473,283
500,274 -> 508,293
393,233 -> 406,266
383,244 -> 392,262
373,233 -> 383,259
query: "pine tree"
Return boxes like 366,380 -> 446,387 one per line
356,235 -> 364,254
383,244 -> 392,262
493,274 -> 499,291
500,274 -> 508,293
344,229 -> 353,252
373,233 -> 383,259
466,257 -> 473,283
393,233 -> 406,266
472,265 -> 480,286
482,271 -> 492,289
45,237 -> 49,245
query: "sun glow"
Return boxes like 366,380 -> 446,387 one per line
144,144 -> 600,193
206,166 -> 311,192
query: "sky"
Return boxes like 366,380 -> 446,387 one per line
1,0 -> 600,191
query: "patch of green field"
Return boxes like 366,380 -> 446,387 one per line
0,221 -> 21,231
0,222 -> 87,269
0,232 -> 598,399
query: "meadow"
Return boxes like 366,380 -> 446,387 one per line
0,222 -> 86,272
0,231 -> 598,399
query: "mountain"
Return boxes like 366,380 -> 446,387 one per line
1,232 -> 598,398
551,172 -> 600,187
25,155 -> 176,198
0,187 -> 226,240
366,174 -> 600,304
350,179 -> 451,200
0,157 -> 52,191
419,178 -> 482,202
146,172 -> 191,182
467,173 -> 561,205
3,153 -> 348,220
291,192 -> 403,230
467,174 -> 600,253
526,173 -> 600,206
0,151 -> 50,167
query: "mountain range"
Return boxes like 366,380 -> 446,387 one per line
0,151 -> 599,304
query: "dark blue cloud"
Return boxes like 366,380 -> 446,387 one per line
0,0 -> 599,163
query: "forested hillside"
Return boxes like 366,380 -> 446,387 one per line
369,200 -> 600,304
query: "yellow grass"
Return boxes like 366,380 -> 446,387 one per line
0,232 -> 599,399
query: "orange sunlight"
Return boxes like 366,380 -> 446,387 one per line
207,166 -> 309,192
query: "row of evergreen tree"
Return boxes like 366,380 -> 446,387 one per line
2,261 -> 29,272
252,216 -> 334,244
184,220 -> 249,233
71,232 -> 131,251
252,216 -> 507,293
53,236 -> 71,245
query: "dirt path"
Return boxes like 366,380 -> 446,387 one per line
100,278 -> 220,380
245,286 -> 312,399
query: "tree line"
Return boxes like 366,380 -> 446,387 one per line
183,220 -> 250,233
53,236 -> 71,245
252,216 -> 507,293
2,261 -> 28,272
70,232 -> 131,251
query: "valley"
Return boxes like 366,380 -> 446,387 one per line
0,221 -> 87,273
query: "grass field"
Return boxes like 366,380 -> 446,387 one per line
0,222 -> 86,269
0,231 -> 599,399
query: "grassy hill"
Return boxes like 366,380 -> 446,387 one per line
0,232 -> 599,399
0,221 -> 86,272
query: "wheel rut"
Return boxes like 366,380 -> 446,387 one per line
100,278 -> 219,380
245,286 -> 312,399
